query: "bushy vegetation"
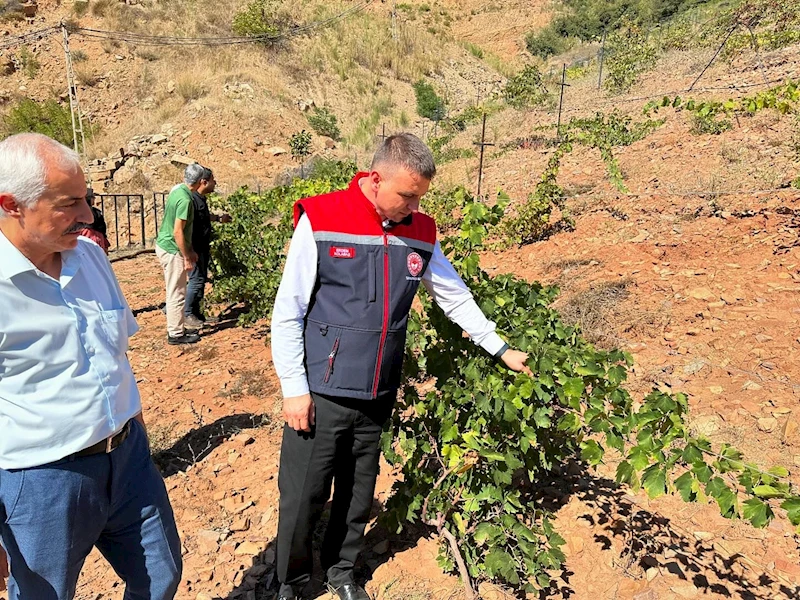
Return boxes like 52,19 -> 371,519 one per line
209,161 -> 357,324
413,79 -> 446,121
288,130 -> 312,163
306,107 -> 341,140
503,65 -> 551,109
231,0 -> 291,44
604,18 -> 658,94
209,159 -> 800,596
2,99 -> 79,148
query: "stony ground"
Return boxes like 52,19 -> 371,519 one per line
3,178 -> 797,599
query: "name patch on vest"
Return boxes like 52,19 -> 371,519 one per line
330,246 -> 356,259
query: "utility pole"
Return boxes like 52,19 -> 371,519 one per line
61,22 -> 86,157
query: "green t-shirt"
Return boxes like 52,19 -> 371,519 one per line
156,184 -> 194,255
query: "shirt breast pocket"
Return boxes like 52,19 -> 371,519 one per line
98,308 -> 130,355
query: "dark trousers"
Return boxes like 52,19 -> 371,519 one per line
276,392 -> 393,595
0,420 -> 182,600
184,251 -> 209,319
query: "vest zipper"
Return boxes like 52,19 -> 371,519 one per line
371,233 -> 390,397
323,335 -> 340,383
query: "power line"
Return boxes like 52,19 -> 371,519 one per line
0,25 -> 60,50
71,0 -> 375,47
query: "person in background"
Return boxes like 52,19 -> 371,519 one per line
77,188 -> 110,254
0,132 -> 182,600
270,133 -> 531,600
183,166 -> 230,328
155,163 -> 205,345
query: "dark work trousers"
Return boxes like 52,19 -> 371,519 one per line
276,392 -> 394,595
183,251 -> 209,319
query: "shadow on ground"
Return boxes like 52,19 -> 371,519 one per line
152,413 -> 270,477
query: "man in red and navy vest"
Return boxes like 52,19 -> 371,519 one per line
271,133 -> 530,600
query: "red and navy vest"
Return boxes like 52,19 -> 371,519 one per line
294,173 -> 437,400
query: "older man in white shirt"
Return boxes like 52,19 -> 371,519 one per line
0,133 -> 181,599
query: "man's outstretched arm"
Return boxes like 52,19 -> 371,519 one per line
421,241 -> 532,375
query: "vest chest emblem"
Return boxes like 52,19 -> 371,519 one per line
407,251 -> 424,277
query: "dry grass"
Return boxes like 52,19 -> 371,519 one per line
554,276 -> 669,349
75,66 -> 101,87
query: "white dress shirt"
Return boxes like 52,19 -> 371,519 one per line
271,214 -> 507,398
0,230 -> 142,470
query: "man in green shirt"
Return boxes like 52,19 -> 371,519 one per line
156,164 -> 212,345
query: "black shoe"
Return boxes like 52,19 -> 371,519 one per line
168,332 -> 200,345
329,584 -> 370,600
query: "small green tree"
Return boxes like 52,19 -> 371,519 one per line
289,130 -> 313,177
503,65 -> 551,109
306,107 -> 341,140
413,80 -> 446,122
232,0 -> 288,44
604,19 -> 658,94
2,98 -> 79,147
525,26 -> 567,60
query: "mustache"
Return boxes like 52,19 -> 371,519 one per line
65,222 -> 91,234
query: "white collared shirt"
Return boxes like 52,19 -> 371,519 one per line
271,214 -> 507,398
0,230 -> 141,469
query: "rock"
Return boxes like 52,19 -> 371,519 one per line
477,583 -> 505,600
231,517 -> 250,532
249,564 -> 269,577
630,230 -> 650,243
645,567 -> 659,582
755,334 -> 773,343
688,287 -> 715,301
196,530 -> 220,554
323,137 -> 336,149
268,146 -> 287,156
743,380 -> 763,391
199,144 -> 213,154
693,531 -> 714,541
166,80 -> 176,93
758,417 -> 777,432
782,417 -> 799,442
234,433 -> 255,447
170,154 -> 199,167
262,547 -> 276,564
150,134 -> 169,144
196,593 -> 213,600
112,165 -> 135,185
372,540 -> 389,555
633,588 -> 658,600
709,385 -> 724,395
683,359 -> 707,375
235,541 -> 261,556
670,584 -> 699,598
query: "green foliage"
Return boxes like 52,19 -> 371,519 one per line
525,27 -> 568,60
231,0 -> 288,44
72,49 -> 88,63
644,81 -> 800,135
423,185 -> 471,231
792,176 -> 800,190
383,191 -> 800,594
500,148 -> 571,246
208,161 -> 357,324
1,98 -> 79,147
724,0 -> 800,56
18,47 -> 40,79
306,107 -> 341,141
463,41 -> 484,59
500,109 -> 663,246
503,65 -> 551,109
413,80 -> 446,122
427,133 -> 475,165
604,19 -> 658,94
288,130 -> 312,163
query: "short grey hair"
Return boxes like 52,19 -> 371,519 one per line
0,133 -> 81,217
371,133 -> 436,180
184,163 -> 212,185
